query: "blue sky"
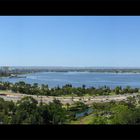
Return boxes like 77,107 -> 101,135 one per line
0,16 -> 140,67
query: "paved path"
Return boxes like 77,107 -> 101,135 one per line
0,91 -> 139,105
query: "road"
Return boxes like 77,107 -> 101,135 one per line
0,91 -> 139,105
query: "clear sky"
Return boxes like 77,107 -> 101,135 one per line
0,16 -> 140,67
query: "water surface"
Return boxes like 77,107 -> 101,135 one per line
1,72 -> 140,88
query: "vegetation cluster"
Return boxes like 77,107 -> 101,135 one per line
0,81 -> 139,124
0,94 -> 140,124
0,81 -> 139,97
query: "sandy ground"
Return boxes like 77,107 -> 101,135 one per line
0,90 -> 139,105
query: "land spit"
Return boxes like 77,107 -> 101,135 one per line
0,91 -> 139,105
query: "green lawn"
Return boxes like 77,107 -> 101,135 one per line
109,92 -> 116,96
70,113 -> 94,124
0,90 -> 9,94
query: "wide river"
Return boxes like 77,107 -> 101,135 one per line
1,72 -> 140,88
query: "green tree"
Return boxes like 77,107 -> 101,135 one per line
110,104 -> 133,124
13,96 -> 38,124
46,99 -> 67,124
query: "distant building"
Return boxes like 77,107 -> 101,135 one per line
0,66 -> 11,72
2,66 -> 9,71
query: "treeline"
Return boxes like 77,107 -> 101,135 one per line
0,95 -> 90,124
89,95 -> 140,124
0,90 -> 140,124
0,96 -> 69,124
0,81 -> 139,96
70,95 -> 140,124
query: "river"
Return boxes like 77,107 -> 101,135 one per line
1,72 -> 140,88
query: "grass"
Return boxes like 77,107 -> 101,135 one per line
109,92 -> 116,96
70,113 -> 94,124
0,90 -> 10,94
59,94 -> 78,97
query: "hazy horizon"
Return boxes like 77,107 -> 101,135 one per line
1,16 -> 140,67
1,66 -> 140,69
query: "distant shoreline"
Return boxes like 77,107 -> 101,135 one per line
18,71 -> 140,74
1,71 -> 140,79
1,67 -> 140,79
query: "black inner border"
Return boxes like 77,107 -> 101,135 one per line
0,0 -> 140,15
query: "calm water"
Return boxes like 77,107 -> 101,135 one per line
75,108 -> 93,118
1,72 -> 140,88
